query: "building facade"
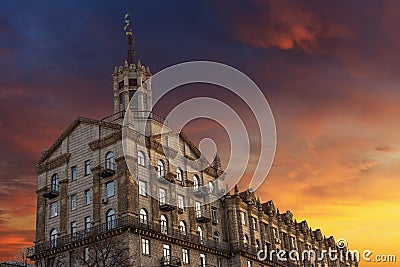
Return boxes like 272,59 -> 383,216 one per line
28,58 -> 358,267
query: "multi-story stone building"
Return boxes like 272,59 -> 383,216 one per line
27,50 -> 358,267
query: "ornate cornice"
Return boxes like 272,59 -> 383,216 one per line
35,153 -> 70,175
89,131 -> 122,151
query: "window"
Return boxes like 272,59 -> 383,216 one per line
84,160 -> 91,176
247,260 -> 252,267
182,248 -> 190,264
139,208 -> 148,224
200,253 -> 206,267
106,181 -> 115,197
71,221 -> 77,236
85,190 -> 91,205
213,231 -> 220,242
138,151 -> 145,166
51,174 -> 59,191
50,202 -> 58,218
241,211 -> 247,225
157,160 -> 165,177
256,239 -> 260,250
50,229 -> 58,247
105,152 -> 114,170
84,247 -> 89,261
195,201 -> 201,217
163,244 -> 171,263
85,217 -> 91,231
217,258 -> 222,267
106,209 -> 115,230
179,221 -> 186,235
142,238 -> 150,255
208,181 -> 214,193
176,168 -> 183,184
197,226 -> 204,242
211,207 -> 218,223
71,194 -> 77,210
251,217 -> 257,230
160,215 -> 168,234
242,236 -> 249,247
159,188 -> 167,204
178,195 -> 185,210
291,237 -> 296,249
193,175 -> 199,191
139,180 -> 147,196
71,166 -> 77,181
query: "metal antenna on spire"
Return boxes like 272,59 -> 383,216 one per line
124,11 -> 136,64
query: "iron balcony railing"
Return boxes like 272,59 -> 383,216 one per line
27,215 -> 229,258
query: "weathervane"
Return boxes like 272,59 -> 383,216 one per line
124,11 -> 136,64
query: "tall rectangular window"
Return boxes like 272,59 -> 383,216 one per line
182,248 -> 190,264
217,258 -> 222,267
200,253 -> 206,267
85,190 -> 91,205
71,194 -> 77,210
50,202 -> 58,218
252,217 -> 257,230
241,212 -> 247,225
178,195 -> 185,210
211,207 -> 218,223
84,160 -> 91,176
71,166 -> 77,181
84,247 -> 89,261
85,217 -> 91,231
163,244 -> 171,262
159,188 -> 166,204
142,238 -> 150,255
106,181 -> 115,197
139,180 -> 147,196
71,221 -> 77,236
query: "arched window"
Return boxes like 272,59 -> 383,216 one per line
138,151 -> 145,166
179,221 -> 186,235
139,208 -> 148,224
106,209 -> 116,230
157,160 -> 165,177
160,215 -> 168,234
197,226 -> 204,242
105,152 -> 114,170
243,235 -> 249,246
193,175 -> 199,191
213,231 -> 220,242
208,181 -> 214,193
51,174 -> 59,192
176,168 -> 183,183
50,229 -> 58,247
256,239 -> 260,250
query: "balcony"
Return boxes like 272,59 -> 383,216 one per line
159,197 -> 176,212
196,210 -> 211,223
160,256 -> 181,267
193,187 -> 207,197
28,215 -> 229,259
98,161 -> 116,178
158,173 -> 175,184
43,187 -> 59,199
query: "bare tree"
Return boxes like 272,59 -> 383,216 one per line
13,247 -> 29,266
75,236 -> 131,267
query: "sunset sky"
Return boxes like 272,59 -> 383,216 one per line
0,0 -> 399,265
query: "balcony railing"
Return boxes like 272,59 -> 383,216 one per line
159,197 -> 176,211
43,187 -> 59,199
28,215 -> 228,258
160,256 -> 181,266
193,187 -> 208,197
196,209 -> 211,223
98,161 -> 116,178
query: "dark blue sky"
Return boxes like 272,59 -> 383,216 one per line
1,0 -> 400,261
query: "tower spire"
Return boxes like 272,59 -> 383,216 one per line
124,11 -> 136,64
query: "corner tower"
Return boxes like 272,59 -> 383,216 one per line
112,60 -> 152,114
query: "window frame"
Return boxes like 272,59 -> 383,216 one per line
139,180 -> 147,197
142,238 -> 150,255
182,248 -> 190,264
71,194 -> 77,211
85,190 -> 91,205
84,160 -> 91,176
137,151 -> 145,166
50,202 -> 58,218
71,166 -> 77,181
105,181 -> 115,198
